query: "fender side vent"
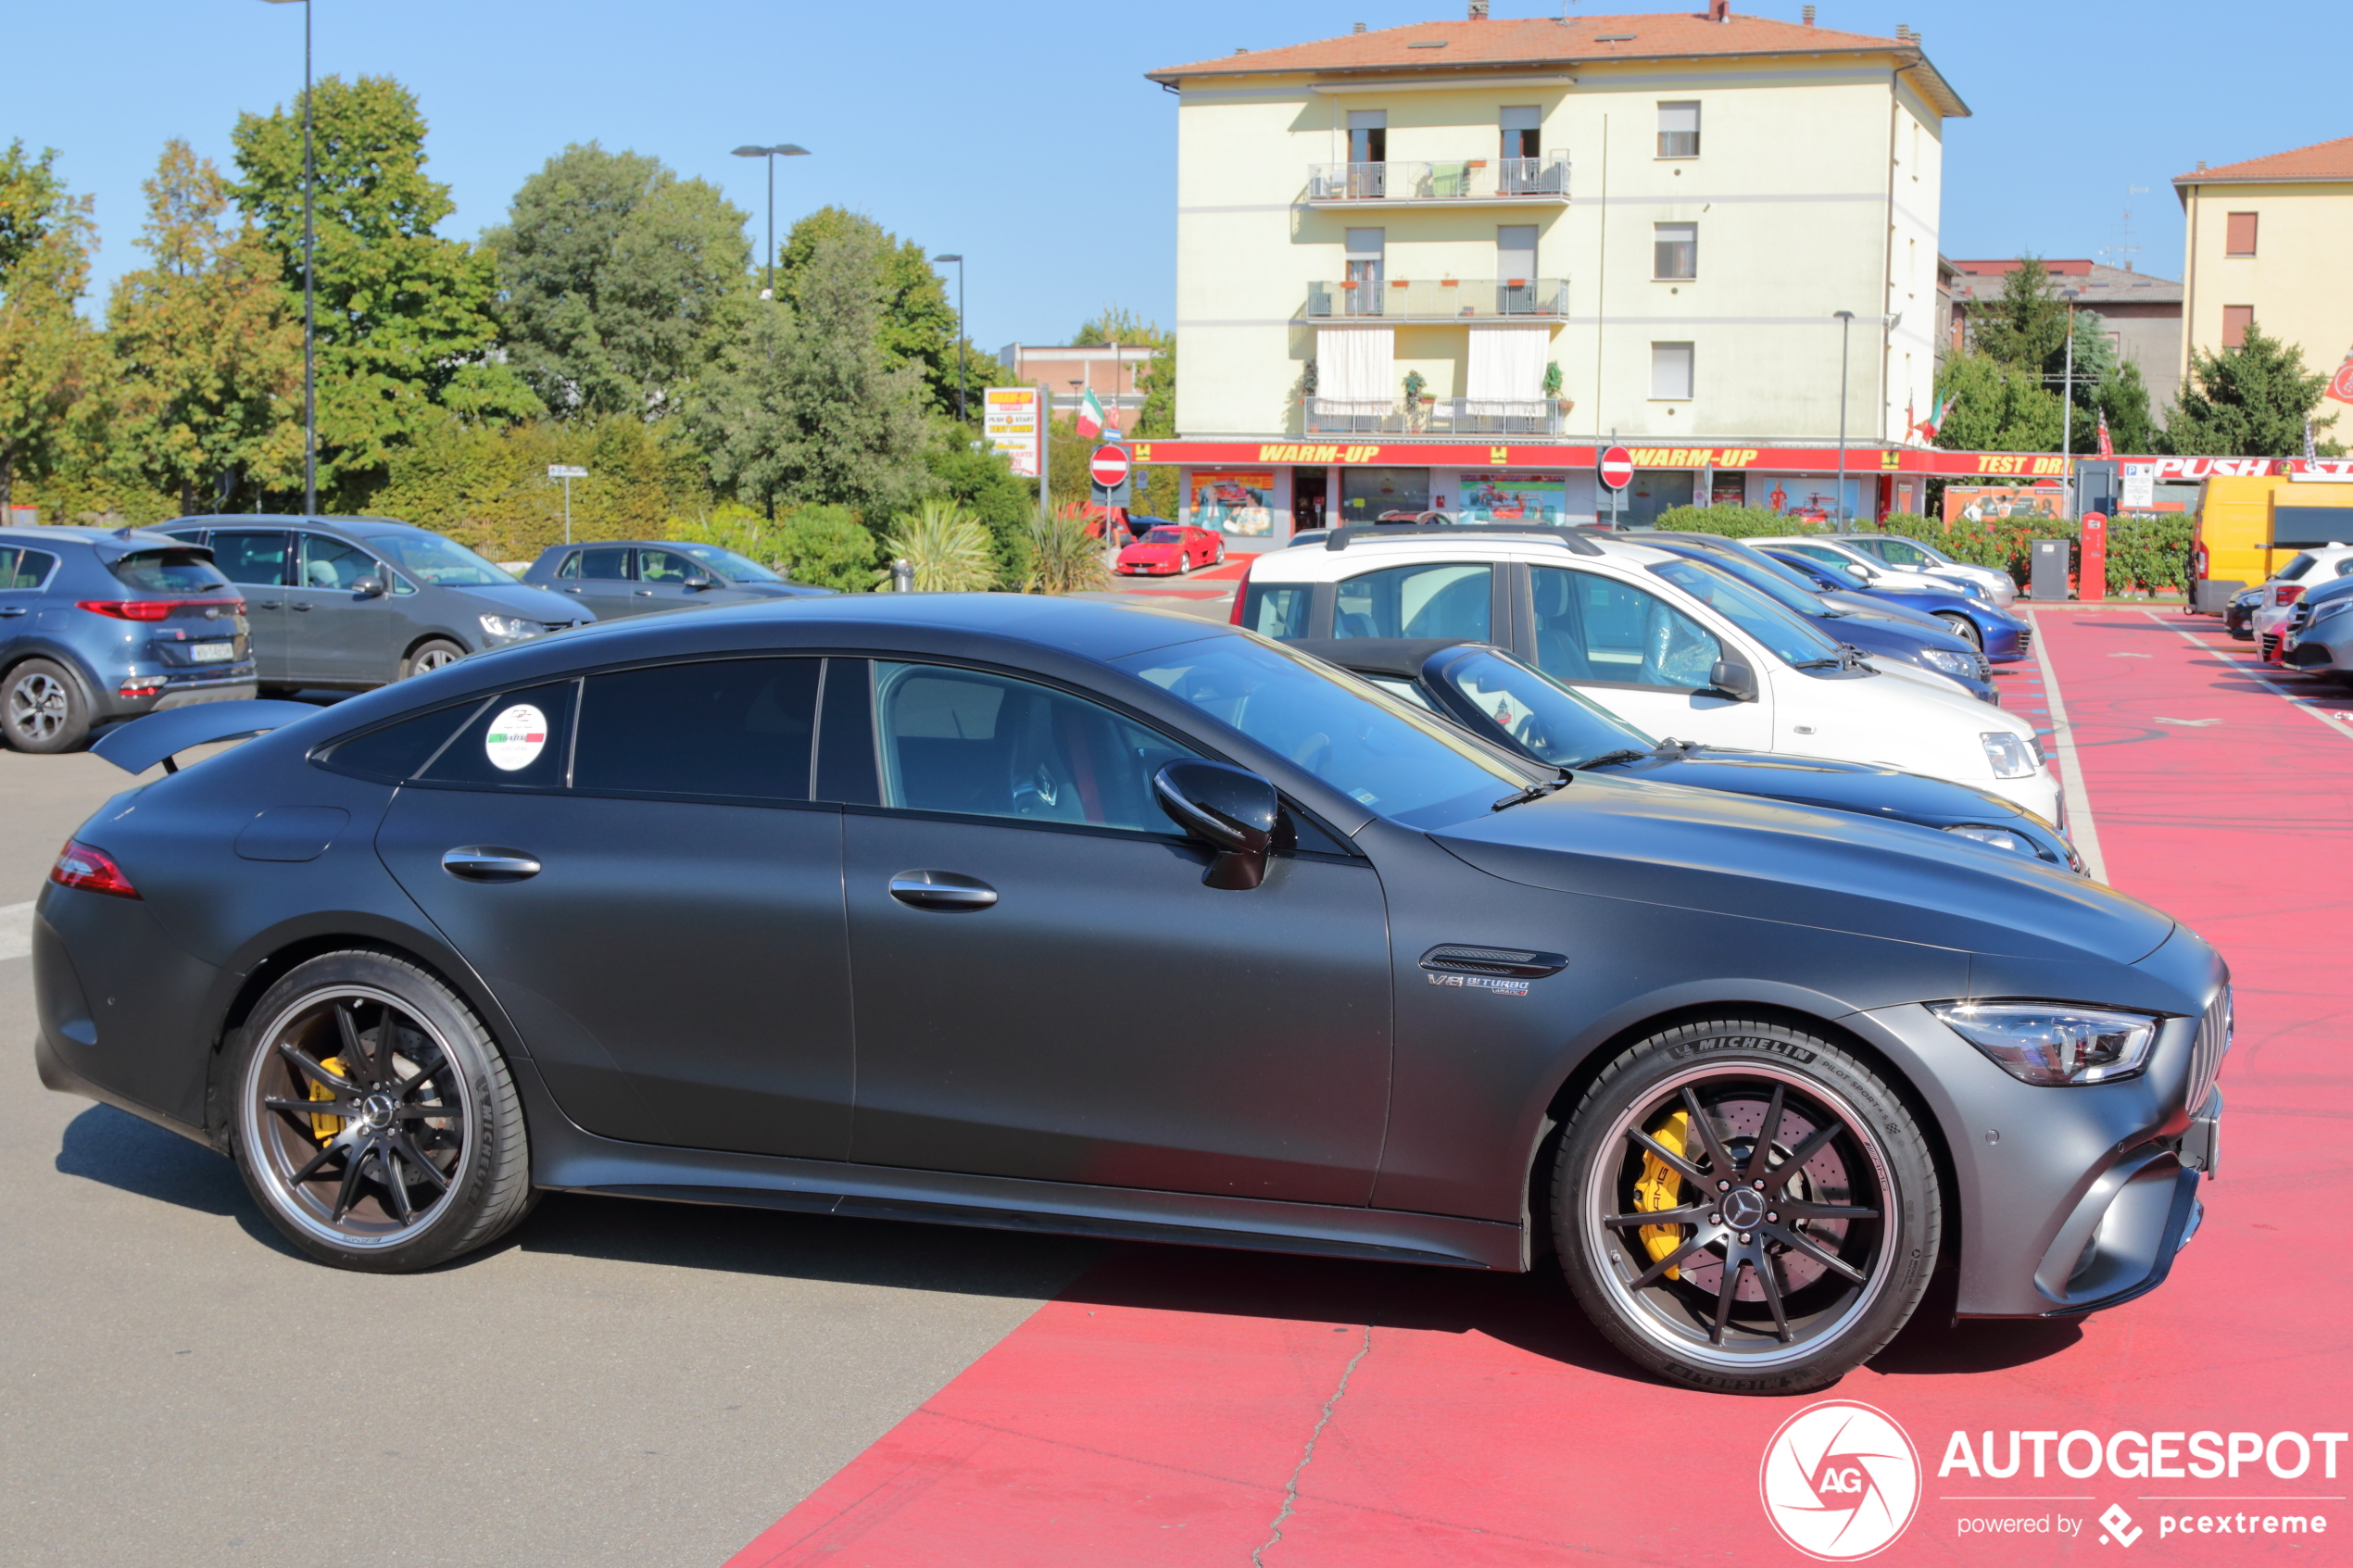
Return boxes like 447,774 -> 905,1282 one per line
1420,945 -> 1567,978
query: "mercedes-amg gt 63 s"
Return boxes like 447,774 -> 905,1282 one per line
34,596 -> 2224,1393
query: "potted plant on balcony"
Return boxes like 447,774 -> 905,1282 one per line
1543,359 -> 1572,416
1403,369 -> 1429,432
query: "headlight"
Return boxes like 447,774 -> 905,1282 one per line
1919,648 -> 1976,678
478,613 -> 543,645
1980,731 -> 2038,779
1944,822 -> 2036,856
2311,596 -> 2353,625
1927,1001 -> 2159,1085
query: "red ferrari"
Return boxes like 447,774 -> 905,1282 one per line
1116,525 -> 1226,575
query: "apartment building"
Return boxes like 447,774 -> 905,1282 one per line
1143,6 -> 1966,538
2175,136 -> 2353,390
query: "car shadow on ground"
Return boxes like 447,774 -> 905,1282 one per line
57,1105 -> 2090,1388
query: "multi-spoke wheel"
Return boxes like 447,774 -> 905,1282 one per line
3,658 -> 92,753
231,951 -> 534,1271
401,638 -> 466,680
1554,1018 -> 1940,1394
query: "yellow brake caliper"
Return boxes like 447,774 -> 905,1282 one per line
308,1057 -> 347,1143
1633,1108 -> 1692,1280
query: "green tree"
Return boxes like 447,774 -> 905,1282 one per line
2163,320 -> 2342,457
1075,306 -> 1166,349
1129,334 -> 1178,519
231,75 -> 535,498
2088,358 -> 2159,457
775,207 -> 963,414
485,144 -> 751,420
1967,257 -> 2071,373
0,142 -> 105,517
667,499 -> 878,590
107,141 -> 305,512
687,228 -> 935,521
1931,349 -> 2065,455
926,437 -> 1034,585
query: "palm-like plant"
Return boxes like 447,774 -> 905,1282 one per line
880,499 -> 997,592
1025,502 -> 1113,595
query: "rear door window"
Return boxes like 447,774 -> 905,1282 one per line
1530,565 -> 1722,689
418,681 -> 578,791
211,532 -> 293,587
1334,562 -> 1491,640
573,659 -> 820,801
0,547 -> 58,591
576,546 -> 632,581
321,702 -> 484,783
1238,583 -> 1312,639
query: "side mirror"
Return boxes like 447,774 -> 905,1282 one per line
1152,759 -> 1279,890
352,575 -> 386,598
1706,659 -> 1759,703
683,571 -> 714,590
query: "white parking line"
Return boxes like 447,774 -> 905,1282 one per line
2143,609 -> 2353,742
0,899 -> 34,962
2028,612 -> 2109,884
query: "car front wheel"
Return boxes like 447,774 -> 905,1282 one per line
1934,611 -> 1984,651
229,950 -> 535,1272
1554,1017 -> 1940,1395
401,638 -> 467,680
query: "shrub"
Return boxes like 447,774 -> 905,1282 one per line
1650,505 -> 1821,539
1025,502 -> 1113,595
774,504 -> 883,590
1877,509 -> 2192,594
880,498 -> 996,592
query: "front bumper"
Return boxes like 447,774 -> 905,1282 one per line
1981,616 -> 2030,663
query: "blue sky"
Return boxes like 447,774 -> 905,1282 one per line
6,0 -> 2341,347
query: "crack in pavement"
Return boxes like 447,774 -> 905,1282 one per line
1252,1326 -> 1373,1566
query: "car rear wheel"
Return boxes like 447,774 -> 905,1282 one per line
1933,611 -> 1984,651
1553,1017 -> 1940,1395
229,950 -> 535,1273
2,659 -> 91,754
401,638 -> 466,680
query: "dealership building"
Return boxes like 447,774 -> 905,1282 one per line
1138,6 -> 1969,546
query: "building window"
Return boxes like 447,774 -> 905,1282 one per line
1652,342 -> 1694,400
1657,101 -> 1700,158
2225,211 -> 2258,257
2222,306 -> 2254,348
1654,222 -> 1696,281
1344,228 -> 1385,316
1500,106 -> 1541,161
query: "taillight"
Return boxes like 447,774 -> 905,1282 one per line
76,596 -> 244,621
51,839 -> 140,899
1228,558 -> 1254,626
2277,584 -> 2305,607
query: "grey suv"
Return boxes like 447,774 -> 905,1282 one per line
162,516 -> 590,692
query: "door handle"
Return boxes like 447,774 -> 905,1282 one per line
256,600 -> 282,609
442,847 -> 542,883
0,606 -> 25,617
888,870 -> 998,911
290,602 -> 312,611
562,586 -> 584,594
634,589 -> 655,596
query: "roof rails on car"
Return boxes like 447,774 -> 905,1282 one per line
1315,521 -> 1603,556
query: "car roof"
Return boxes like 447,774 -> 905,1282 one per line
1256,528 -> 1673,577
2,525 -> 215,563
167,513 -> 436,541
1289,637 -> 1484,678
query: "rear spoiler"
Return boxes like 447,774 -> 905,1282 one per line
91,699 -> 322,776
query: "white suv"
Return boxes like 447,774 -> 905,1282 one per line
1236,527 -> 2062,821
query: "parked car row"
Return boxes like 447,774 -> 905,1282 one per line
1,515 -> 831,752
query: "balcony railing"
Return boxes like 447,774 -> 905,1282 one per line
1304,397 -> 1566,436
1304,277 -> 1570,320
1305,154 -> 1569,204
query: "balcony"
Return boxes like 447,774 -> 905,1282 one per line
1304,155 -> 1569,207
1304,397 -> 1567,437
1304,277 -> 1570,321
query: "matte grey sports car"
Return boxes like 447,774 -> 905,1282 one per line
32,596 -> 2225,1394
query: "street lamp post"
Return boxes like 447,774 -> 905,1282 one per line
1832,310 -> 1856,524
936,254 -> 966,422
261,0 -> 316,515
729,143 -> 810,300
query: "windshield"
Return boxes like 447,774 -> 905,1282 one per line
1648,558 -> 1843,667
371,533 -> 515,586
107,548 -> 233,594
675,544 -> 784,583
1144,529 -> 1185,544
1435,648 -> 1655,768
1659,545 -> 1834,620
1114,635 -> 1533,830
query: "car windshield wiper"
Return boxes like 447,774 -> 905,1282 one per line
1491,768 -> 1573,810
1792,656 -> 1843,671
1794,646 -> 1875,672
1570,748 -> 1651,771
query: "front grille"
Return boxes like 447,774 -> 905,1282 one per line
2015,627 -> 2033,656
2260,633 -> 2281,660
2187,985 -> 2232,1108
1974,654 -> 1994,684
2288,605 -> 2313,633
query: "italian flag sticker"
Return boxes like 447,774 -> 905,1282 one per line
484,703 -> 549,771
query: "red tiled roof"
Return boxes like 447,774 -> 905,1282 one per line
2175,135 -> 2353,186
1148,12 -> 1964,113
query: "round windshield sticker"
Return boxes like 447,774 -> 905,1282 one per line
484,704 -> 549,771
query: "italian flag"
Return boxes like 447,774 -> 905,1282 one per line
1909,389 -> 1950,444
1076,388 -> 1111,439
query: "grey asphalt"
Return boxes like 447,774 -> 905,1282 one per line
0,743 -> 1098,1567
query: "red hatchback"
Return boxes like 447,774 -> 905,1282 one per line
1116,526 -> 1225,576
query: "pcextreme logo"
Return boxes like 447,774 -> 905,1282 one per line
1760,1401 -> 1922,1560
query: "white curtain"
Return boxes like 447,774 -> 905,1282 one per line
1316,325 -> 1394,413
1465,325 -> 1548,413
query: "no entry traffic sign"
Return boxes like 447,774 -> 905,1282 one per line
1597,445 -> 1634,490
1089,445 -> 1132,489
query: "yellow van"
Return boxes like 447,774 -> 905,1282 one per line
2195,474 -> 2353,591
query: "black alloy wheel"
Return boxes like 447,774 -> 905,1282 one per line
1554,1018 -> 1940,1395
1934,610 -> 1985,652
230,951 -> 534,1271
3,658 -> 92,753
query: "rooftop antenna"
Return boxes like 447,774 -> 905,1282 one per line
2099,184 -> 2149,272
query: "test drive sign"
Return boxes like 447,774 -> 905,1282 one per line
1598,445 -> 1635,490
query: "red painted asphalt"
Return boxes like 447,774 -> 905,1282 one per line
728,610 -> 2353,1566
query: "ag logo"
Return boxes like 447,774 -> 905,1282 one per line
1759,1400 -> 1920,1560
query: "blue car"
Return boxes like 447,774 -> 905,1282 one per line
1762,547 -> 2032,662
1,527 -> 257,754
1634,533 -> 1997,702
